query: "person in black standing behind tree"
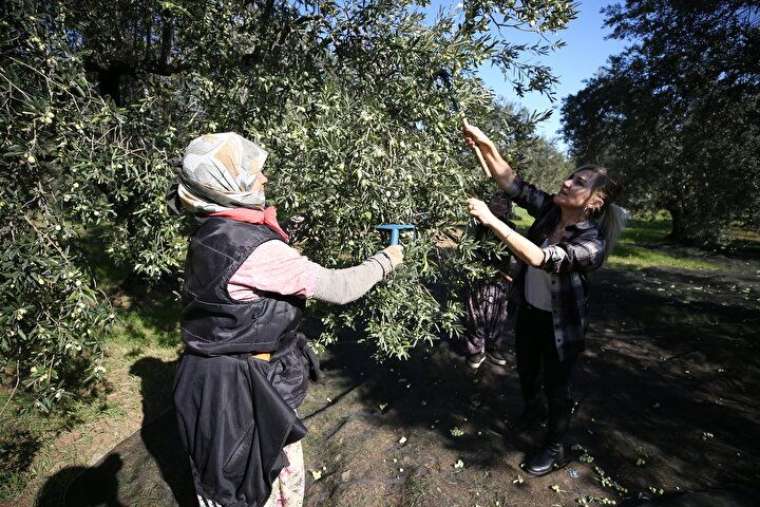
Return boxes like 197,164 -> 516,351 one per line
463,192 -> 515,370
462,123 -> 626,476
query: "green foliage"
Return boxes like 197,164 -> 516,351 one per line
561,0 -> 760,244
479,100 -> 572,192
1,0 -> 575,410
1,5 -> 116,411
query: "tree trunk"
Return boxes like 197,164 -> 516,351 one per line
666,205 -> 690,243
666,205 -> 723,246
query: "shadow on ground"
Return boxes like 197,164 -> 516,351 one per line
299,261 -> 760,506
35,358 -> 196,507
35,259 -> 760,506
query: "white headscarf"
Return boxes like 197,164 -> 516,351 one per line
177,132 -> 269,214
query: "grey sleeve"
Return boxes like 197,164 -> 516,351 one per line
312,253 -> 394,305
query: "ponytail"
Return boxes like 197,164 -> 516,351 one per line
570,164 -> 627,259
598,203 -> 628,260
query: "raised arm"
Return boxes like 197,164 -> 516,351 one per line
467,198 -> 544,267
462,123 -> 516,190
467,199 -> 605,273
462,123 -> 553,218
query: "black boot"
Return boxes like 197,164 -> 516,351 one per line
523,442 -> 570,476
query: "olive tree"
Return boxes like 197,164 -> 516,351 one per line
561,0 -> 760,243
1,0 -> 575,409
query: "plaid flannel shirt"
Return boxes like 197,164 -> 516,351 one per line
505,177 -> 606,360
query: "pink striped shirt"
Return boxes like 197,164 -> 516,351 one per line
228,240 -> 320,301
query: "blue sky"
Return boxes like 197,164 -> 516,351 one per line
428,1 -> 630,151
476,1 -> 629,150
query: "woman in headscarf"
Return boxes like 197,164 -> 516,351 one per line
170,132 -> 403,507
462,124 -> 626,477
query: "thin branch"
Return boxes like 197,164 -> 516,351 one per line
0,360 -> 21,419
23,214 -> 69,261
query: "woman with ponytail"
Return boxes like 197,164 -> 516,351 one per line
462,124 -> 625,477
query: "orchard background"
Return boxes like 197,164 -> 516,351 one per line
1,0 -> 759,504
1,0 -> 576,412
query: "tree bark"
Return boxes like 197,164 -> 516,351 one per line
666,205 -> 689,243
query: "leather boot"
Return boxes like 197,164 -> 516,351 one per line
523,442 -> 570,476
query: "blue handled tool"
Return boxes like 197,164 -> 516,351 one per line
375,224 -> 416,246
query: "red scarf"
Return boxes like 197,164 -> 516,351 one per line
209,207 -> 289,242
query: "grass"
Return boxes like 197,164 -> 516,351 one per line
0,401 -> 46,499
0,372 -> 136,500
109,293 -> 183,348
1,230 -> 185,501
0,333 -> 181,502
607,243 -> 718,271
609,215 -> 721,271
510,207 -> 721,271
0,274 -> 183,502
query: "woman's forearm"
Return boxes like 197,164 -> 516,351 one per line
479,141 -> 516,190
463,123 -> 517,190
488,219 -> 544,267
311,253 -> 394,305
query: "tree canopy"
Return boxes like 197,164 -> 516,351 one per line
1,0 -> 574,410
561,0 -> 760,243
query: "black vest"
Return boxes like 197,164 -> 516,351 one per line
181,218 -> 305,356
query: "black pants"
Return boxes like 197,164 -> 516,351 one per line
515,304 -> 579,445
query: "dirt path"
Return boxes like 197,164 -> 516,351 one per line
29,252 -> 760,506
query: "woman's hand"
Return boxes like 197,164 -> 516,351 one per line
462,123 -> 493,150
467,198 -> 497,226
382,245 -> 404,268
